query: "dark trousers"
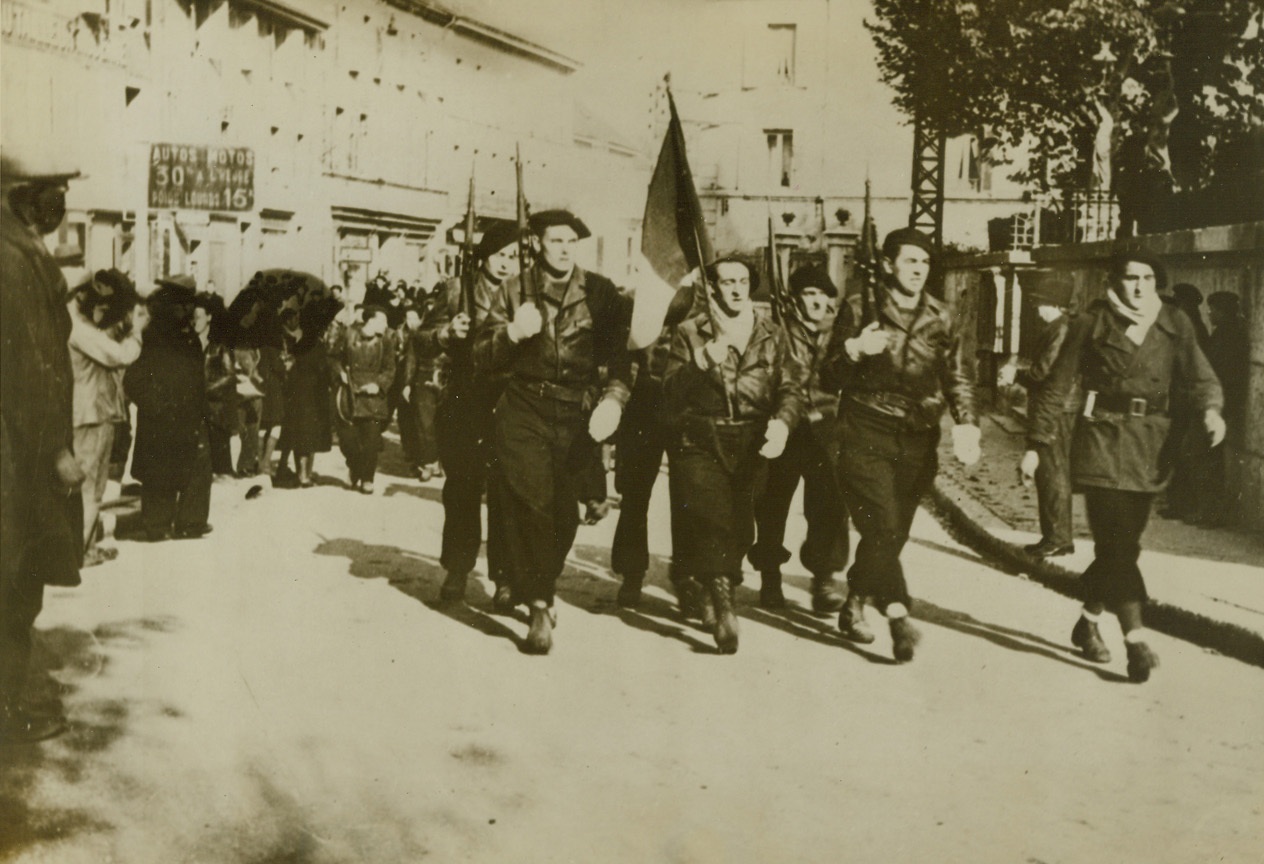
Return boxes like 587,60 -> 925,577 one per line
749,419 -> 850,577
340,418 -> 384,483
401,385 -> 441,468
1082,488 -> 1154,606
668,420 -> 762,584
141,425 -> 213,539
1034,411 -> 1076,547
236,398 -> 261,474
209,424 -> 234,476
492,383 -> 588,606
0,573 -> 43,706
611,384 -> 674,577
436,394 -> 505,582
835,405 -> 939,610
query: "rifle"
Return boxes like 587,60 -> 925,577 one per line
515,143 -> 532,308
766,211 -> 792,324
459,169 -> 476,328
859,177 -> 880,326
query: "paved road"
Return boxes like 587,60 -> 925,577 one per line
3,448 -> 1262,863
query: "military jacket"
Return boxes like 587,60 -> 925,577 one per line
661,308 -> 807,430
1030,300 -> 1222,493
819,288 -> 976,430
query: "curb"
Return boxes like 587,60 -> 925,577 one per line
928,474 -> 1264,670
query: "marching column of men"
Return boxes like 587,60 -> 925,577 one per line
421,212 -> 991,661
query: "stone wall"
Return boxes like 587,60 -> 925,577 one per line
941,221 -> 1264,532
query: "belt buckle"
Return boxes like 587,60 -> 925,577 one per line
1129,397 -> 1147,417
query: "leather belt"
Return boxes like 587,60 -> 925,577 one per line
516,378 -> 587,404
1087,391 -> 1168,418
846,391 -> 916,419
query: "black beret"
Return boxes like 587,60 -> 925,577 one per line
881,227 -> 936,261
476,219 -> 521,260
529,209 -> 591,240
788,264 -> 837,298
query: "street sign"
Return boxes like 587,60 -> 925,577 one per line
148,144 -> 254,211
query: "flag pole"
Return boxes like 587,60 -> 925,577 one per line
690,223 -> 733,420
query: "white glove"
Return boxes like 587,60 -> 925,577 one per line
588,398 -> 623,443
507,302 -> 542,343
760,418 -> 790,459
1205,409 -> 1226,447
694,338 -> 730,369
997,362 -> 1018,387
845,321 -> 889,360
952,423 -> 982,466
1020,449 -> 1039,487
446,312 -> 471,341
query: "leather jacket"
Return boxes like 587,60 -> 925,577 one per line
820,288 -> 976,430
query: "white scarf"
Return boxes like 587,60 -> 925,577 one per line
719,305 -> 755,355
1106,288 -> 1163,345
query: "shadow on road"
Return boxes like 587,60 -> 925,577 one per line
313,537 -> 526,652
1,617 -> 179,857
912,598 -> 1131,683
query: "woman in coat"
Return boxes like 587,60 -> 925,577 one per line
124,276 -> 213,541
1025,252 -> 1224,682
660,256 -> 806,653
278,303 -> 334,487
330,305 -> 396,493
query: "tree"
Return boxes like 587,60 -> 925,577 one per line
867,0 -> 1263,212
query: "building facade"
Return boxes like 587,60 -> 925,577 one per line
658,0 -> 1030,293
2,0 -> 645,301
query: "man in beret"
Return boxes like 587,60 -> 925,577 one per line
417,220 -> 520,605
68,269 -> 146,567
125,275 -> 215,541
819,228 -> 980,663
1,149 -> 86,742
748,263 -> 849,614
474,209 -> 632,653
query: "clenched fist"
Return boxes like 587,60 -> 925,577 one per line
760,419 -> 790,459
507,302 -> 542,343
845,320 -> 890,361
588,398 -> 622,443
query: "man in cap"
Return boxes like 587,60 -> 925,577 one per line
474,209 -> 632,653
419,220 -> 520,605
748,263 -> 848,614
125,275 -> 215,541
331,304 -> 397,493
1,149 -> 86,742
1014,272 -> 1080,558
819,227 -> 980,663
68,269 -> 145,567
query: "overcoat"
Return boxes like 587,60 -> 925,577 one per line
1029,300 -> 1222,493
125,317 -> 209,491
331,324 -> 396,420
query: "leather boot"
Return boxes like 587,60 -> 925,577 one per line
616,572 -> 644,609
1,701 -> 66,745
492,583 -> 516,613
524,602 -> 554,655
810,573 -> 846,616
838,595 -> 875,644
758,571 -> 786,610
1071,616 -> 1111,663
675,576 -> 704,621
890,616 -> 921,663
710,577 -> 739,654
439,571 -> 468,603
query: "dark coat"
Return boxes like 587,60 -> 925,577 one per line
1204,317 -> 1249,425
204,339 -> 239,433
125,316 -> 210,491
1030,300 -> 1223,493
661,308 -> 807,430
331,324 -> 396,420
1,207 -> 81,588
279,331 -> 333,454
819,288 -> 976,430
413,273 -> 508,407
782,311 -> 840,425
1021,316 -> 1082,449
473,265 -> 632,408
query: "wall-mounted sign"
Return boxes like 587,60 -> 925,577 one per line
149,144 -> 254,211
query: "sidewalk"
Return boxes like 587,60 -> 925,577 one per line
931,414 -> 1264,669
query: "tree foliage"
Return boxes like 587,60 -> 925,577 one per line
867,0 -> 1264,193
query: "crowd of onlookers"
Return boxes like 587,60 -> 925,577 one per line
67,269 -> 459,567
